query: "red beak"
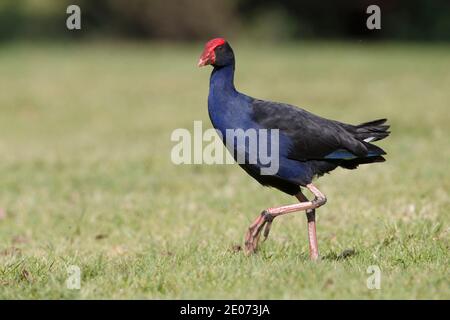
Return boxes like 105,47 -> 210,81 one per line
198,56 -> 209,67
198,49 -> 214,67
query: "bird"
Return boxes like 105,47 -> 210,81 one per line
198,38 -> 390,260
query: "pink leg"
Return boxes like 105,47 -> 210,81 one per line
244,184 -> 326,258
296,192 -> 319,261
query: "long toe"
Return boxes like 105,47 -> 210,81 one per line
244,224 -> 261,254
244,211 -> 274,254
263,221 -> 272,241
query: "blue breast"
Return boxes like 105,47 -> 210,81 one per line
207,65 -> 314,185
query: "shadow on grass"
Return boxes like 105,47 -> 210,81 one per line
228,242 -> 358,262
321,248 -> 357,261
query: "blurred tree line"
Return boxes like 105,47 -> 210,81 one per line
1,0 -> 449,42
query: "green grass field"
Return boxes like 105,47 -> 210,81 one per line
0,41 -> 449,299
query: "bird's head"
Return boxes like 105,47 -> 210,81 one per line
198,38 -> 234,68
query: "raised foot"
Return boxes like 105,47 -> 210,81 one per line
244,210 -> 274,255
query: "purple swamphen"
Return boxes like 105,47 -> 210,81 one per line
198,38 -> 390,260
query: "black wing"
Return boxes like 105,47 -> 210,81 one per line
250,99 -> 374,161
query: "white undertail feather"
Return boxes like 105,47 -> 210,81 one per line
364,137 -> 375,142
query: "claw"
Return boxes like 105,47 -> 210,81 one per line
263,221 -> 272,241
244,211 -> 274,254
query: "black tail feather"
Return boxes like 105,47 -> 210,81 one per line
328,155 -> 386,170
354,118 -> 390,142
365,142 -> 386,156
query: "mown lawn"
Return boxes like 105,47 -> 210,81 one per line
0,41 -> 449,299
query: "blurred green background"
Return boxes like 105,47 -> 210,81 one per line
0,1 -> 449,299
1,0 -> 450,42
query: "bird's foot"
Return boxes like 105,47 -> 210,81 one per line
244,210 -> 274,255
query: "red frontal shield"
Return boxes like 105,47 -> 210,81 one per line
198,38 -> 226,67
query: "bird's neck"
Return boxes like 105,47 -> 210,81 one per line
209,64 -> 236,95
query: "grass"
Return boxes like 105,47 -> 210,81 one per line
0,40 -> 449,299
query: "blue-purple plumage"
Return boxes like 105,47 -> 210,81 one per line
205,42 -> 390,195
